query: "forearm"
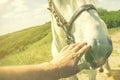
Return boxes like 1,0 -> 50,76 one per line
0,62 -> 60,80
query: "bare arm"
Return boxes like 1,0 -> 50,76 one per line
0,63 -> 58,80
0,42 -> 90,80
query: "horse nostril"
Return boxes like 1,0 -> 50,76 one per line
107,37 -> 113,46
93,39 -> 100,46
92,60 -> 98,68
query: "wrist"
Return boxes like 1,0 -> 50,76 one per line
50,60 -> 71,79
49,61 -> 62,79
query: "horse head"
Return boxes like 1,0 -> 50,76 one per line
49,0 -> 113,69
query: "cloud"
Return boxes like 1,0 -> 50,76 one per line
1,0 -> 28,18
1,0 -> 49,18
0,0 -> 51,35
2,12 -> 13,18
98,0 -> 104,2
0,0 -> 9,4
0,0 -> 12,13
11,0 -> 28,12
32,3 -> 48,15
98,0 -> 120,11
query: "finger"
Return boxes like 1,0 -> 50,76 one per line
72,42 -> 87,52
67,43 -> 78,50
74,45 -> 90,64
60,45 -> 69,52
77,45 -> 90,58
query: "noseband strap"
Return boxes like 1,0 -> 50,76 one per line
48,0 -> 97,44
69,4 -> 97,31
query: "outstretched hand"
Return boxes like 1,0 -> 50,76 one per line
51,42 -> 90,79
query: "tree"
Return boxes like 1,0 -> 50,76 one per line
98,8 -> 120,28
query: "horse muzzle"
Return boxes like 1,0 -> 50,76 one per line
83,38 -> 113,69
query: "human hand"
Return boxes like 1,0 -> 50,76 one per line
50,42 -> 90,79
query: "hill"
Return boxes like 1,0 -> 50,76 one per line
0,22 -> 52,66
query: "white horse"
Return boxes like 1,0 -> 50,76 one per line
48,0 -> 113,80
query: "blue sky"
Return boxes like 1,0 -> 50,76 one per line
0,0 -> 120,35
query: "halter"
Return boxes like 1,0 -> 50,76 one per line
48,0 -> 97,44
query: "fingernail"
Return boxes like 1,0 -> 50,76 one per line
87,45 -> 91,48
82,41 -> 87,45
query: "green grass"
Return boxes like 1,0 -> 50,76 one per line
0,32 -> 52,66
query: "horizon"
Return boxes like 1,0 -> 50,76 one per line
0,0 -> 120,35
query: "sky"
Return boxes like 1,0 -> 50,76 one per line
0,0 -> 120,35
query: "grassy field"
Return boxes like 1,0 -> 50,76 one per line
0,22 -> 52,66
0,23 -> 120,66
108,27 -> 120,35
